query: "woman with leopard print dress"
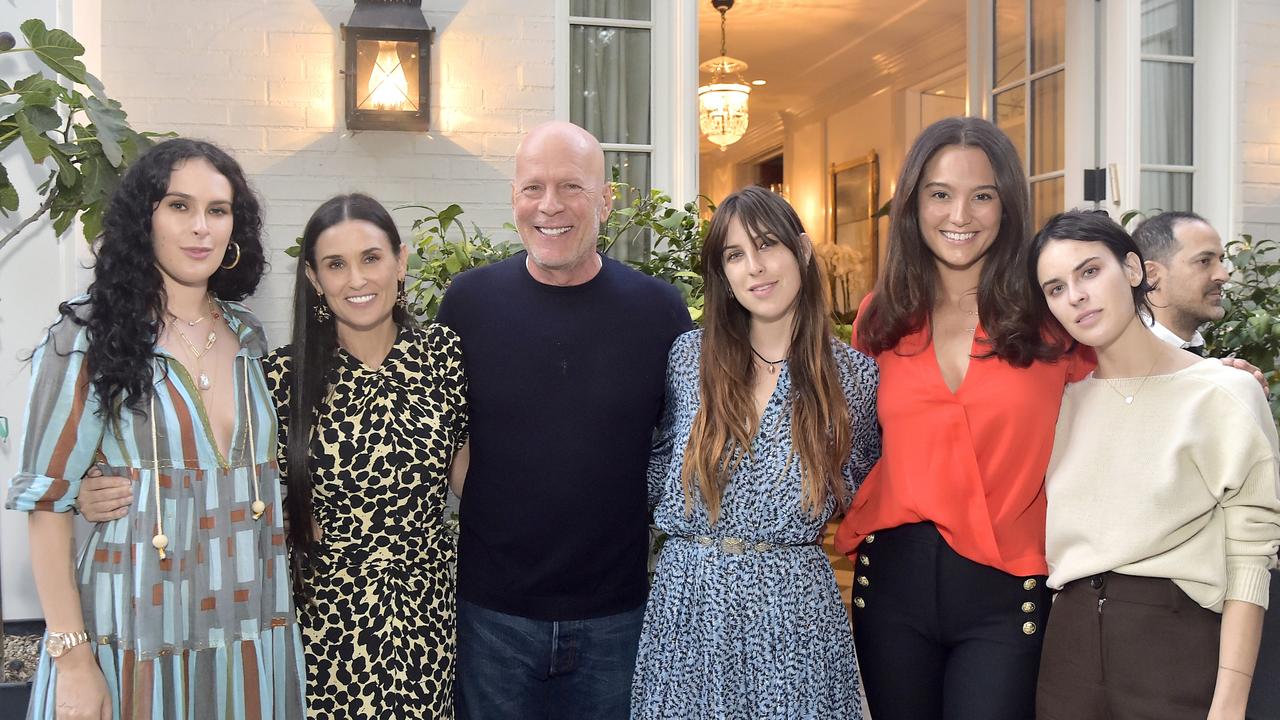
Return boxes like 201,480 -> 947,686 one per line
265,194 -> 468,718
631,187 -> 881,719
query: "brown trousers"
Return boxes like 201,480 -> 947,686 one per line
1036,572 -> 1220,720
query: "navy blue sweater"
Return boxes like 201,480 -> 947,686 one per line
437,252 -> 692,620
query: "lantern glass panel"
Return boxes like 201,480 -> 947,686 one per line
355,39 -> 420,112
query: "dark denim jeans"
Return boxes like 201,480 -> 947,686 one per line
455,598 -> 644,720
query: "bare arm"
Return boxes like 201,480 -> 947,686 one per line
29,511 -> 111,719
1207,599 -> 1265,720
449,439 -> 470,498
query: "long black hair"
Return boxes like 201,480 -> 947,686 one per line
58,138 -> 265,415
857,116 -> 1064,366
285,193 -> 411,588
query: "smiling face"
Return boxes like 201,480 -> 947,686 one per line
720,216 -> 807,327
1037,238 -> 1145,349
305,219 -> 407,337
151,157 -> 235,292
916,144 -> 1003,273
511,123 -> 611,285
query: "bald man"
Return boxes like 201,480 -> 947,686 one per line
436,122 -> 692,719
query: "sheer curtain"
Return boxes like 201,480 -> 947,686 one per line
570,0 -> 652,260
1139,0 -> 1194,212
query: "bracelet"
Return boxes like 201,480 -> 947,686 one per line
1218,665 -> 1254,679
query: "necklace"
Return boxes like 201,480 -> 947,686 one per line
168,298 -> 221,327
169,320 -> 217,391
167,298 -> 222,390
750,346 -> 785,374
1101,347 -> 1165,406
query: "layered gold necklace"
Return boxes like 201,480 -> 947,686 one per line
168,297 -> 222,391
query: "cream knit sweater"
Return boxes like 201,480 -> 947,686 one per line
1044,359 -> 1280,611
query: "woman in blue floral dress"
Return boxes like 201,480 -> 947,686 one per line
632,186 -> 881,719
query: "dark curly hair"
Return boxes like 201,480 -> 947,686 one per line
285,193 -> 411,595
857,116 -> 1067,366
57,138 -> 266,415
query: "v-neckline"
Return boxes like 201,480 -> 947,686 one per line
928,322 -> 983,397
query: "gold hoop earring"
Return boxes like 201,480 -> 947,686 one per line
220,242 -> 241,270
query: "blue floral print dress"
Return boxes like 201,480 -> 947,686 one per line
631,329 -> 881,720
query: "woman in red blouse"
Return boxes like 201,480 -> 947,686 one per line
834,116 -> 1087,720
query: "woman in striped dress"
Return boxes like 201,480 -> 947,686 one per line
5,139 -> 306,719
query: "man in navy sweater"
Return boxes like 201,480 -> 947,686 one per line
437,121 -> 691,719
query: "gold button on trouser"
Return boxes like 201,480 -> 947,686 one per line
1023,578 -> 1037,591
1022,601 -> 1036,613
853,597 -> 866,609
1022,621 -> 1037,635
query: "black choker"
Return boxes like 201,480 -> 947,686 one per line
750,346 -> 785,374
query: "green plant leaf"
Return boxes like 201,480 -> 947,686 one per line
437,203 -> 464,236
80,198 -> 105,241
13,74 -> 62,107
83,96 -> 128,166
0,164 -> 17,214
0,99 -> 24,121
284,245 -> 301,258
51,149 -> 79,188
24,104 -> 61,132
15,110 -> 52,162
20,19 -> 90,86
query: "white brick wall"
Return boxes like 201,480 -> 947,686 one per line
100,0 -> 555,344
1238,0 -> 1280,243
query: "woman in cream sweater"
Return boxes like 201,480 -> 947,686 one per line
1028,210 -> 1279,720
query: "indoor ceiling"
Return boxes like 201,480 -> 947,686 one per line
697,0 -> 967,154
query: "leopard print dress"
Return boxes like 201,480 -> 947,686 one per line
265,323 -> 467,719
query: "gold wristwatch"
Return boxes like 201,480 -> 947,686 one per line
46,630 -> 90,658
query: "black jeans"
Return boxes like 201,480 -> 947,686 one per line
852,522 -> 1051,720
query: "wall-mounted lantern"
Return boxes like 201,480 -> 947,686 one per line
341,0 -> 434,132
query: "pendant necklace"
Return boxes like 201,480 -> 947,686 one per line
168,299 -> 220,391
1101,346 -> 1165,406
750,346 -> 785,375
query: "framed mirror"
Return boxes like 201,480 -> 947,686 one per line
826,150 -> 880,320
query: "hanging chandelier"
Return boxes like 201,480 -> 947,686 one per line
699,0 -> 750,151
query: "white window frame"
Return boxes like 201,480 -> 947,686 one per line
554,0 -> 699,205
1098,0 -> 1235,230
970,0 -> 1235,231
969,0 -> 1069,218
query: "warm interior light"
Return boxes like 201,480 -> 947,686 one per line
751,79 -> 767,86
699,0 -> 749,151
362,40 -> 414,111
699,82 -> 751,151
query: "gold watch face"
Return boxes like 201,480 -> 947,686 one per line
46,635 -> 65,657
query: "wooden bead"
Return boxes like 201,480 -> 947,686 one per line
251,500 -> 266,518
152,533 -> 169,550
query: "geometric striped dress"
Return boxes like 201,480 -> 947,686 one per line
5,299 -> 306,720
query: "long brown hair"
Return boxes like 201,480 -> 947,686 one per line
857,116 -> 1065,366
682,186 -> 853,523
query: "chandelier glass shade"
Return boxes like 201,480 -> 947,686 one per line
699,1 -> 750,151
698,81 -> 751,151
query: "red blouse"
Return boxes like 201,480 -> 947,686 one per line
835,308 -> 1093,577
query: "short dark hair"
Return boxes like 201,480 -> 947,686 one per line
1029,210 -> 1153,318
1130,210 -> 1209,265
